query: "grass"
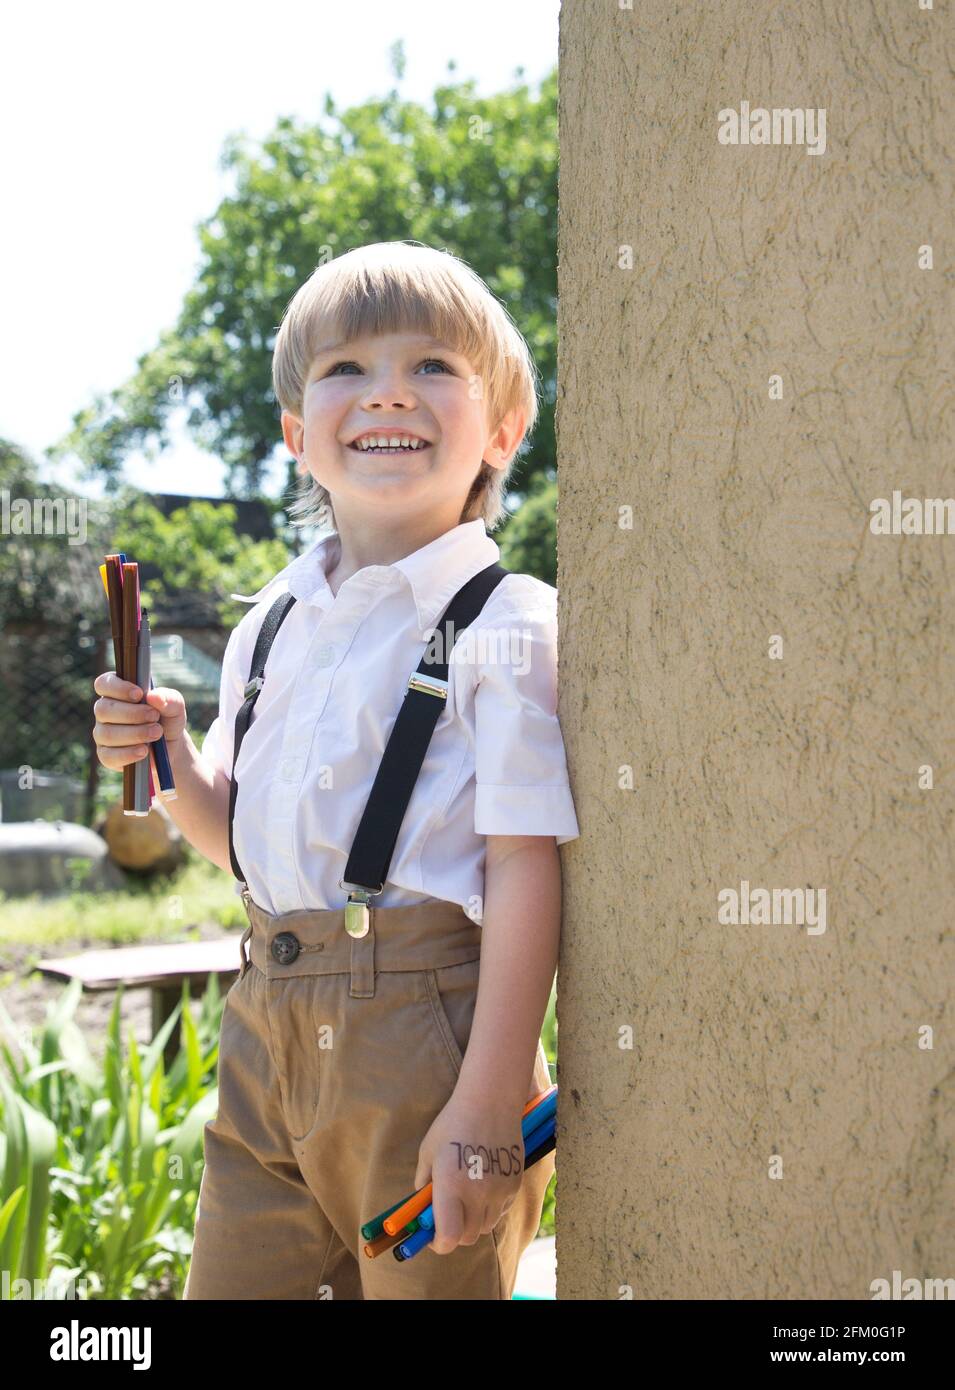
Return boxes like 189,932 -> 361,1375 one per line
0,853 -> 247,950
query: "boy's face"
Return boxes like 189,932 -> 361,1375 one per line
281,330 -> 524,525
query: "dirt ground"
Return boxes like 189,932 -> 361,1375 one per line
0,916 -> 242,1066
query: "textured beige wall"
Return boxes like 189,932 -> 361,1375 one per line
556,1 -> 954,1299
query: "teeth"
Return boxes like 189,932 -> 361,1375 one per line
354,436 -> 427,450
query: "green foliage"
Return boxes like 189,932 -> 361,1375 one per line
0,440 -> 113,781
49,69 -> 559,527
0,439 -> 112,627
0,976 -> 222,1298
111,491 -> 291,630
498,474 -> 558,586
0,851 -> 247,950
538,986 -> 557,1235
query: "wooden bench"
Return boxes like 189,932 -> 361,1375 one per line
35,938 -> 244,1069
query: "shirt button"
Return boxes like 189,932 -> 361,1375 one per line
314,644 -> 336,667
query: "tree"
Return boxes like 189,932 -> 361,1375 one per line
111,494 -> 292,631
497,474 -> 558,586
50,67 -> 559,562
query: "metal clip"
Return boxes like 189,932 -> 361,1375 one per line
243,675 -> 264,700
344,896 -> 370,939
339,878 -> 383,938
407,673 -> 448,699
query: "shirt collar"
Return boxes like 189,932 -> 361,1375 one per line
230,519 -> 502,635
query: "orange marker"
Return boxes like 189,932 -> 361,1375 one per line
381,1085 -> 557,1236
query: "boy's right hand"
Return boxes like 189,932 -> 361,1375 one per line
92,673 -> 187,770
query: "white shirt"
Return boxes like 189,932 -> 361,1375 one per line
199,518 -> 580,918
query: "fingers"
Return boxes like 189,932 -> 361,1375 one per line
429,1190 -> 465,1255
95,737 -> 151,769
92,670 -> 164,769
429,1173 -> 514,1252
95,713 -> 164,746
93,722 -> 162,767
93,671 -> 143,701
430,1189 -> 491,1254
94,695 -> 159,722
144,686 -> 179,711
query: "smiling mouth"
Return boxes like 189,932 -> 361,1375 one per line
347,441 -> 432,455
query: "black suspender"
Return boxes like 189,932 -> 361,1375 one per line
227,560 -> 510,928
227,591 -> 298,883
339,559 -> 508,935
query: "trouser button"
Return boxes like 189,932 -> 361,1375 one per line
271,931 -> 300,965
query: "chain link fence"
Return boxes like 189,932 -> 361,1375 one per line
0,624 -> 218,828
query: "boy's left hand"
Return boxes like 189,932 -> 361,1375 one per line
414,1092 -> 525,1255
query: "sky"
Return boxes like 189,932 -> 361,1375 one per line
0,0 -> 559,503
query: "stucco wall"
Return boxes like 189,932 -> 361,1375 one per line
555,0 -> 954,1299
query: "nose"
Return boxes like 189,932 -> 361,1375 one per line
358,366 -> 417,411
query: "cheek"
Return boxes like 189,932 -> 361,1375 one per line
436,392 -> 487,439
305,383 -> 351,420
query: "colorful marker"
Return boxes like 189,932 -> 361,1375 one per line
378,1086 -> 557,1238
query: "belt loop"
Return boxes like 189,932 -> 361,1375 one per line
349,910 -> 376,998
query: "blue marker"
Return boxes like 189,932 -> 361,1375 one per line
520,1111 -> 556,1160
411,1115 -> 556,1239
395,1225 -> 434,1260
523,1091 -> 557,1133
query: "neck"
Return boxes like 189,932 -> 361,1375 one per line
325,504 -> 481,591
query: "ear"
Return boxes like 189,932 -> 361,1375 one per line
281,409 -> 305,463
483,404 -> 527,471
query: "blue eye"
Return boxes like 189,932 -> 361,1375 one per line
325,357 -> 453,376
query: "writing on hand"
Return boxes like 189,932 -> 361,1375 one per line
449,1141 -> 524,1178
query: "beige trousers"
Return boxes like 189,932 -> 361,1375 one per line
182,894 -> 555,1300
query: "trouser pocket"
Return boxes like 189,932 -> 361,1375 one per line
423,956 -> 551,1103
424,956 -> 482,1078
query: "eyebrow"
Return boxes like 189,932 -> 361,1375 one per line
312,335 -> 457,362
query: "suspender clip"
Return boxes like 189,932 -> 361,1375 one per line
340,879 -> 383,938
407,673 -> 448,699
243,676 -> 264,700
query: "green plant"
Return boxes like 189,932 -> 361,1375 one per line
538,984 -> 557,1235
0,963 -> 559,1295
0,975 -> 223,1299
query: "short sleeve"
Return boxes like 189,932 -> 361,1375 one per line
196,619 -> 251,781
471,599 -> 580,844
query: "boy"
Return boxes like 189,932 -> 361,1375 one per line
92,241 -> 579,1299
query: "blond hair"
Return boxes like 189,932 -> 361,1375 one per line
271,241 -> 540,532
